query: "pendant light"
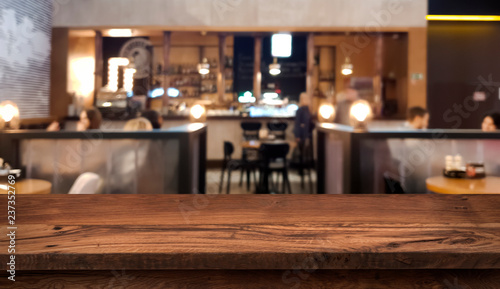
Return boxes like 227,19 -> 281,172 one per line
197,57 -> 210,75
341,57 -> 353,76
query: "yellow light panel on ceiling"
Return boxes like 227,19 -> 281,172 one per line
427,15 -> 500,21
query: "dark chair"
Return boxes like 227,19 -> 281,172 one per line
239,122 -> 262,186
241,122 -> 262,140
258,143 -> 291,194
383,172 -> 406,194
290,139 -> 314,193
219,141 -> 258,194
267,122 -> 288,140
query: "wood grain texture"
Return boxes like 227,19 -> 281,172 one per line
1,195 -> 499,271
1,270 -> 499,289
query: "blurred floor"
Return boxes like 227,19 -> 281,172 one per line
206,168 -> 316,195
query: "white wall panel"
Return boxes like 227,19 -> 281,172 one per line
0,0 -> 52,119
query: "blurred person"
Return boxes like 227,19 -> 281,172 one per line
334,88 -> 359,125
293,92 -> 315,178
123,117 -> 153,131
113,117 -> 153,193
481,112 -> 500,132
47,107 -> 102,131
386,107 -> 431,194
293,92 -> 314,142
479,113 -> 500,181
405,106 -> 429,130
396,106 -> 431,193
141,110 -> 162,129
78,107 -> 102,131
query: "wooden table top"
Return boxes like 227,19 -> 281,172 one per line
1,194 -> 499,271
426,176 -> 500,194
0,179 -> 51,194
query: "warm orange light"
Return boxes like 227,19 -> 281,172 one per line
69,57 -> 95,97
349,100 -> 373,130
190,104 -> 206,122
426,15 -> 500,21
0,102 -> 18,122
0,101 -> 20,129
107,57 -> 130,91
108,29 -> 133,37
318,104 -> 335,122
123,68 -> 136,92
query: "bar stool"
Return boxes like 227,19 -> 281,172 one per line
258,143 -> 291,194
219,141 -> 258,194
267,122 -> 288,140
240,122 -> 262,186
241,122 -> 262,140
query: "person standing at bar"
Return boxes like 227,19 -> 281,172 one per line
294,92 -> 314,143
293,92 -> 315,177
334,88 -> 359,126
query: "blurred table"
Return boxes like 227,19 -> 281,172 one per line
0,179 -> 52,194
426,176 -> 500,194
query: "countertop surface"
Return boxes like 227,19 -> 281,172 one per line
2,194 -> 499,271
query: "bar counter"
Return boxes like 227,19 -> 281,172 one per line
1,194 -> 499,287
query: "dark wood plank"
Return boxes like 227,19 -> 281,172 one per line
1,270 -> 499,289
1,195 -> 499,271
10,223 -> 500,270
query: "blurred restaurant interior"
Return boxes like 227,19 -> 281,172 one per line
2,0 -> 500,196
1,0 -> 500,287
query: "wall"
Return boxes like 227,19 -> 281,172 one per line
50,28 -> 70,118
68,34 -> 95,108
407,27 -> 427,109
314,33 -> 410,117
429,0 -> 500,15
427,22 -> 500,129
52,0 -> 427,29
0,0 -> 52,119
